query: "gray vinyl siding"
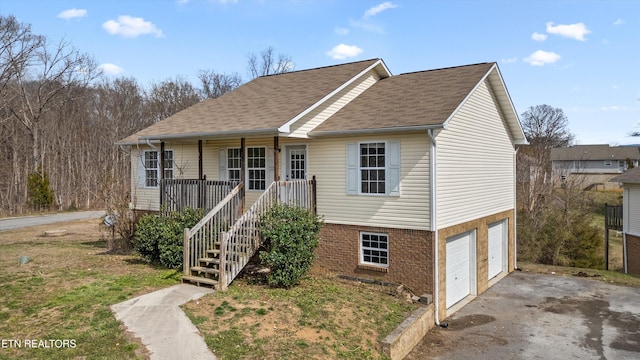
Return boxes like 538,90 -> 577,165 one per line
309,132 -> 430,230
553,159 -> 627,174
436,80 -> 515,229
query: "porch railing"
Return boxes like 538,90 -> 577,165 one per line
183,182 -> 244,280
218,178 -> 316,290
161,179 -> 237,215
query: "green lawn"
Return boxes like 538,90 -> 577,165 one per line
0,219 -> 180,359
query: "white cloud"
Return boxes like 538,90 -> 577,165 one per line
57,8 -> 87,20
545,22 -> 591,41
364,2 -> 398,18
531,32 -> 547,41
98,63 -> 124,75
501,57 -> 518,64
326,44 -> 363,60
524,50 -> 561,66
335,26 -> 349,35
103,15 -> 164,38
614,19 -> 625,26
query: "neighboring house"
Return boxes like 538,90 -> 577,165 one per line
551,144 -> 640,190
117,58 -> 527,323
610,167 -> 640,275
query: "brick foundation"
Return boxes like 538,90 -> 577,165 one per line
626,234 -> 640,275
313,223 -> 434,295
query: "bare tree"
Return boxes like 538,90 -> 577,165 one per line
517,105 -> 602,268
146,76 -> 201,123
197,69 -> 242,99
6,35 -> 100,171
246,46 -> 293,79
521,104 -> 574,150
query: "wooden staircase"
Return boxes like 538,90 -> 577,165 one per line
182,179 -> 316,290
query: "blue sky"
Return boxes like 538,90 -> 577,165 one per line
2,0 -> 639,145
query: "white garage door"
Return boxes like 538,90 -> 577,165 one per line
446,231 -> 475,308
488,219 -> 507,280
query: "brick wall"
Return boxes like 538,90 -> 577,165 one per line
626,234 -> 640,275
312,223 -> 434,295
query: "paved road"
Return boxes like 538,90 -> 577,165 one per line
407,271 -> 640,360
0,210 -> 106,231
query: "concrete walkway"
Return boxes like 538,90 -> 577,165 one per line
111,284 -> 216,360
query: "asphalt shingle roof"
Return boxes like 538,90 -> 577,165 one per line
610,166 -> 640,184
118,59 -> 381,144
312,62 -> 495,133
551,145 -> 640,161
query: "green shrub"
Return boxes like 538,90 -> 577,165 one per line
27,167 -> 55,210
133,208 -> 203,269
259,204 -> 323,288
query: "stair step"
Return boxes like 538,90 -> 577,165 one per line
206,249 -> 220,257
191,266 -> 220,275
198,257 -> 220,265
182,275 -> 218,288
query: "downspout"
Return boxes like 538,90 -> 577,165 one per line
623,233 -> 628,273
145,139 -> 158,150
514,147 -> 519,270
427,129 -> 440,326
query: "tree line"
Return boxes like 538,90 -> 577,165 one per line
0,15 -> 291,216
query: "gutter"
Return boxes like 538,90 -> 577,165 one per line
427,128 -> 440,326
115,128 -> 282,146
310,124 -> 445,138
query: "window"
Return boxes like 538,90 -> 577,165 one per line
604,160 -> 612,167
346,141 -> 399,196
360,143 -> 386,194
143,150 -> 173,187
227,148 -> 241,182
247,147 -> 266,190
360,232 -> 389,267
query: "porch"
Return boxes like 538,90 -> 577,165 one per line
178,178 -> 317,290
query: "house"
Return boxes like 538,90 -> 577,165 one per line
117,58 -> 527,323
610,167 -> 640,274
551,144 -> 640,190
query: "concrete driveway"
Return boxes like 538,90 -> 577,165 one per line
407,271 -> 640,360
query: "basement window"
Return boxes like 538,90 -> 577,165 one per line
360,232 -> 389,268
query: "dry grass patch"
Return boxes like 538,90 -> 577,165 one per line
183,275 -> 418,360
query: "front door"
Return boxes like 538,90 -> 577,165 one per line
282,145 -> 307,207
286,145 -> 307,180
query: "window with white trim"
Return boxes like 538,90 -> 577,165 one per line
604,160 -> 612,167
227,148 -> 241,182
143,150 -> 173,187
360,143 -> 386,194
360,232 -> 389,267
247,147 -> 266,190
346,140 -> 399,196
